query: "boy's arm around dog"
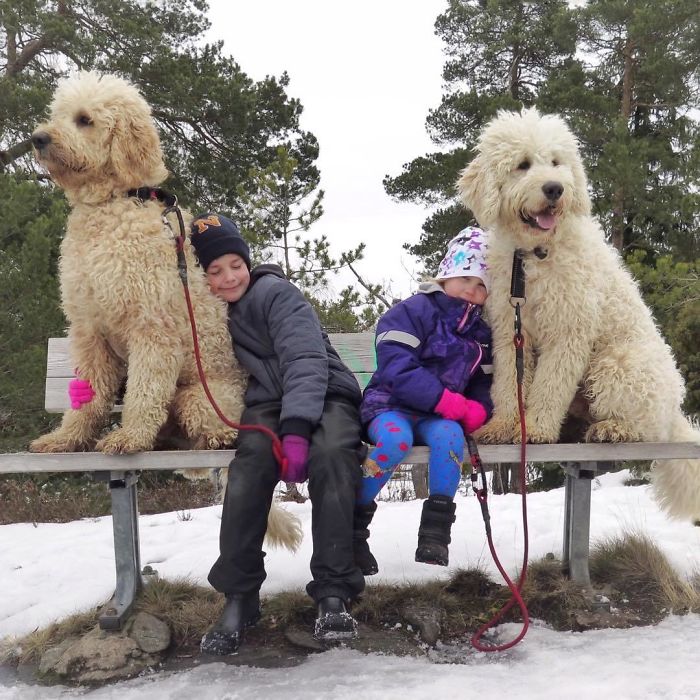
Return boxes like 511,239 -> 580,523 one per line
226,264 -> 361,439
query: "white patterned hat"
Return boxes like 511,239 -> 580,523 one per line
435,227 -> 490,289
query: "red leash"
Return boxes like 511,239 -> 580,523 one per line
163,204 -> 287,472
470,264 -> 531,651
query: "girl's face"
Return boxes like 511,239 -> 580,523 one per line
441,276 -> 488,305
206,253 -> 250,303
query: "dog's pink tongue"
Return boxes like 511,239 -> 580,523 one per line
535,212 -> 557,230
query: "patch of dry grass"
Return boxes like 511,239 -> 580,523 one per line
521,557 -> 590,629
133,577 -> 222,647
590,531 -> 700,614
7,535 -> 695,669
0,472 -> 218,525
1,607 -> 98,666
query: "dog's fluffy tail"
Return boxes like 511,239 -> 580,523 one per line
651,415 -> 700,521
265,502 -> 303,552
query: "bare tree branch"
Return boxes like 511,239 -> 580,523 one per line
0,138 -> 33,170
346,261 -> 391,308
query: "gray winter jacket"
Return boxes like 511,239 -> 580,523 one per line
227,264 -> 362,439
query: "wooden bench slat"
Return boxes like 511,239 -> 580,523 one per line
46,337 -> 73,377
44,334 -> 379,410
328,331 -> 376,373
2,442 -> 698,475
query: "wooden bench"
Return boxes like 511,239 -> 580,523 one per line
1,334 -> 699,631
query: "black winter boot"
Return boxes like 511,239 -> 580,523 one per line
415,495 -> 457,567
353,501 -> 379,576
314,596 -> 358,641
200,591 -> 262,655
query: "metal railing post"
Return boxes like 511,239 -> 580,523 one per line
98,470 -> 143,630
562,461 -> 595,587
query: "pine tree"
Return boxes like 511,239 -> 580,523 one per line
0,0 -> 316,207
544,0 -> 700,256
384,0 -> 577,271
0,173 -> 67,449
236,146 -> 388,331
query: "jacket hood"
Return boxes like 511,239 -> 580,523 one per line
249,263 -> 286,288
417,281 -> 445,295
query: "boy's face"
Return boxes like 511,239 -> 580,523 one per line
206,253 -> 250,303
441,276 -> 488,306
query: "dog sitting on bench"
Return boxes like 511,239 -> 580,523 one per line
458,108 -> 700,521
29,71 -> 300,549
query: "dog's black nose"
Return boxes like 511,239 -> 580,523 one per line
31,131 -> 52,149
542,181 -> 563,201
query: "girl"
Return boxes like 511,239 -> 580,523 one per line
355,228 -> 493,573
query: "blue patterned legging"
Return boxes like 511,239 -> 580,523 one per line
357,410 -> 465,506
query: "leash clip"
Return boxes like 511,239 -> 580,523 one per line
509,249 -> 526,308
162,204 -> 188,284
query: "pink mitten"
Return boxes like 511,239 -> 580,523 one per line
68,377 -> 95,410
280,434 -> 310,483
434,389 -> 470,421
460,400 -> 488,434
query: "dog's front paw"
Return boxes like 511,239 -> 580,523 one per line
522,415 -> 560,444
96,429 -> 154,454
193,428 -> 238,450
474,416 -> 519,444
30,431 -> 92,453
585,419 -> 641,443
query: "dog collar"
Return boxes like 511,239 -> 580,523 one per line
127,187 -> 177,207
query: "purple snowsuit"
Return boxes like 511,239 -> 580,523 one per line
360,283 -> 493,429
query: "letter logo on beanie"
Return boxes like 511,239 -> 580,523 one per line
192,215 -> 222,234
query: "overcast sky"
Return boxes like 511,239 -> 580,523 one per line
205,0 -> 448,300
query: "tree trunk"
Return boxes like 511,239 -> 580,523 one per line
411,464 -> 429,499
611,36 -> 636,252
491,464 -> 509,494
509,462 -> 522,494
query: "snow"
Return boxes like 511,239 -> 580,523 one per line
2,470 -> 700,698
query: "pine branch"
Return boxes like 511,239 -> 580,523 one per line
346,262 -> 391,308
0,139 -> 33,171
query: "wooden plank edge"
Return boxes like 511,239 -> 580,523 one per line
1,442 -> 698,475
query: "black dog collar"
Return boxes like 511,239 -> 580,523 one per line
127,187 -> 177,208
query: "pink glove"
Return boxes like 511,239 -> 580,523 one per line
434,389 -> 470,421
280,434 -> 310,483
460,400 -> 488,434
68,377 -> 95,410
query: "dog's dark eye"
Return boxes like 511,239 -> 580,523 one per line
517,160 -> 530,171
76,114 -> 93,127
552,159 -> 559,167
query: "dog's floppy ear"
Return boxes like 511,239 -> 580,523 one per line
457,153 -> 500,228
568,153 -> 592,217
110,109 -> 168,187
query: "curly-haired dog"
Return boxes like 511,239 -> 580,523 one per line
458,108 -> 700,521
29,71 -> 300,548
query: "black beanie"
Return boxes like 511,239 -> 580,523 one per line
190,213 -> 251,271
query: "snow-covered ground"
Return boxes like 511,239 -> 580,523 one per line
2,470 -> 700,699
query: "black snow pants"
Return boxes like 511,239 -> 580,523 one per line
207,396 -> 366,603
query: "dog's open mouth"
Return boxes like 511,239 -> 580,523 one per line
521,207 -> 558,232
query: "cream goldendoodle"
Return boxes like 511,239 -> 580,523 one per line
29,71 -> 300,548
458,108 -> 700,521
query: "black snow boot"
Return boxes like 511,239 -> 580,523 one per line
200,590 -> 261,655
353,501 -> 379,576
314,596 -> 358,641
414,495 -> 457,567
